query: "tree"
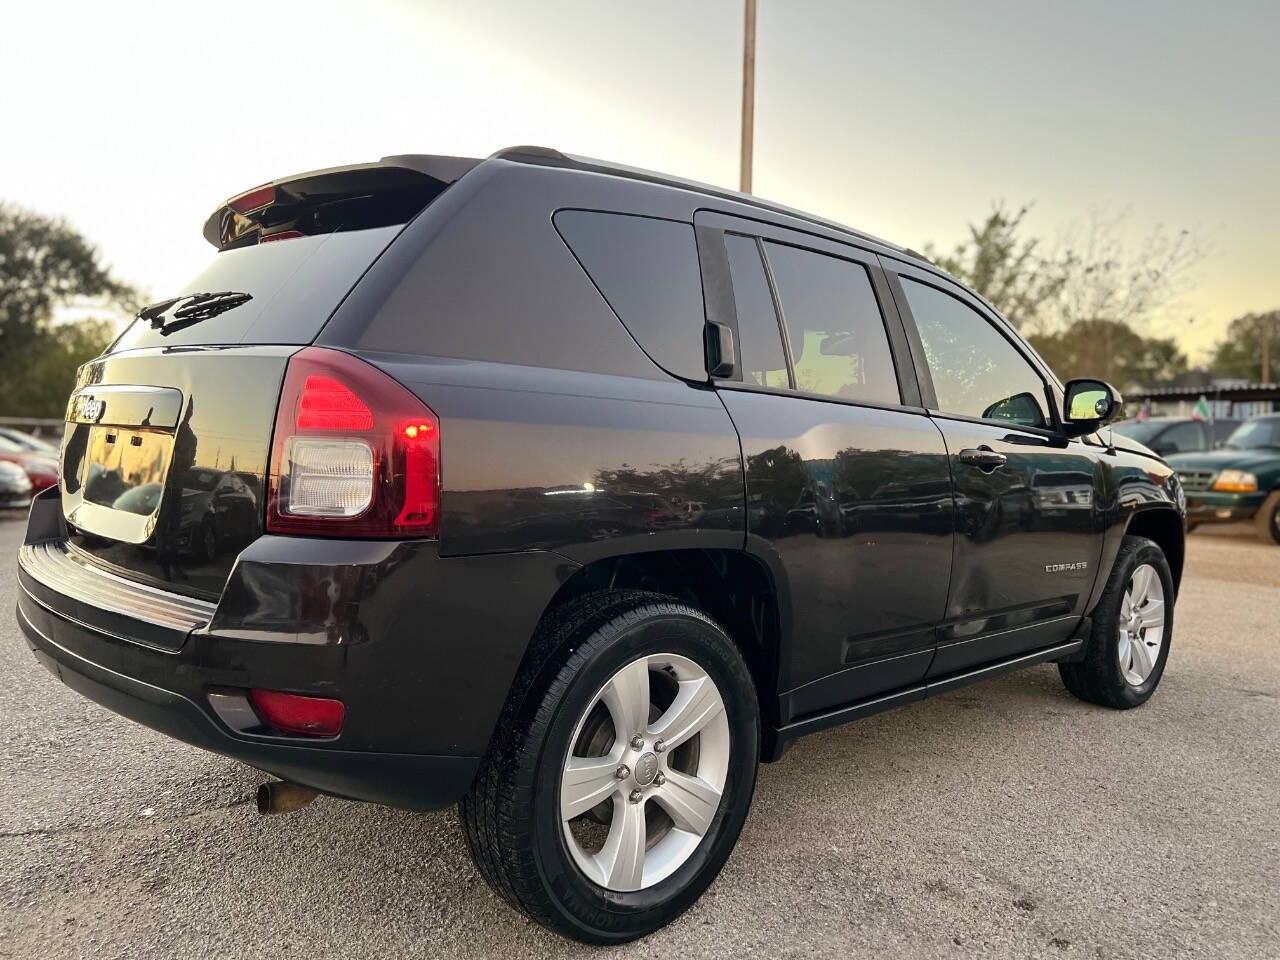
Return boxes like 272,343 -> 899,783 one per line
1209,311 -> 1280,382
923,203 -> 1067,331
924,204 -> 1200,387
1028,321 -> 1187,388
0,202 -> 139,417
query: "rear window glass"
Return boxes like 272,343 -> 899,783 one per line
554,211 -> 706,381
763,242 -> 899,405
111,226 -> 402,351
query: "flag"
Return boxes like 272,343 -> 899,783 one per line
1136,399 -> 1152,422
1191,395 -> 1211,421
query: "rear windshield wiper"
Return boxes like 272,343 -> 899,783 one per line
136,291 -> 253,335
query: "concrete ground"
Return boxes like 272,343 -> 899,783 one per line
0,516 -> 1276,959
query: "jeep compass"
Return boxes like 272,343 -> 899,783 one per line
15,147 -> 1185,943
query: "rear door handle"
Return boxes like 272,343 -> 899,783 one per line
958,446 -> 1007,471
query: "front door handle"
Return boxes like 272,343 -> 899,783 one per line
958,446 -> 1007,471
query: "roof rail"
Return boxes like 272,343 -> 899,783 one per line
488,145 -> 923,259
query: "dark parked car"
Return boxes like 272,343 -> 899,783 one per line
15,148 -> 1185,944
0,460 -> 32,510
1166,414 -> 1280,542
1112,415 -> 1239,455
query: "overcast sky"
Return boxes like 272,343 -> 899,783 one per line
3,0 -> 1276,360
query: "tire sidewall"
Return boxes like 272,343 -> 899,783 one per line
1097,541 -> 1175,705
530,609 -> 758,942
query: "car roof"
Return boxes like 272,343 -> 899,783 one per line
487,146 -> 930,264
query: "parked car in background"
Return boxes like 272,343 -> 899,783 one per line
0,427 -> 59,455
0,460 -> 33,510
14,147 -> 1186,943
1167,414 -> 1280,543
1112,416 -> 1240,456
0,436 -> 58,492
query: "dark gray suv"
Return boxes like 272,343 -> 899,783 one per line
15,147 -> 1185,943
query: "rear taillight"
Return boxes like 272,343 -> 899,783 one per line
266,347 -> 440,538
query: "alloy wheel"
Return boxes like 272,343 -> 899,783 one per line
1118,563 -> 1165,685
560,653 -> 730,892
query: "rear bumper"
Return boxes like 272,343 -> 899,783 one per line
15,488 -> 576,810
17,596 -> 478,809
1185,491 -> 1265,523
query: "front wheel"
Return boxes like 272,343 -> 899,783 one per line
1060,535 -> 1174,709
1254,490 -> 1280,544
460,591 -> 759,944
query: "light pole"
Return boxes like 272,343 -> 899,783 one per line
740,0 -> 757,194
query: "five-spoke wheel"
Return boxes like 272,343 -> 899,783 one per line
561,653 -> 730,891
1118,563 -> 1165,686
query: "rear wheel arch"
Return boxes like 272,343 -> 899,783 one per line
533,548 -> 787,735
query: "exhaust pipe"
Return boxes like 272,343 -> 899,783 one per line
256,780 -> 318,815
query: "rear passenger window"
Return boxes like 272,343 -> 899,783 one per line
899,278 -> 1049,429
763,242 -> 900,405
724,235 -> 788,388
554,211 -> 706,381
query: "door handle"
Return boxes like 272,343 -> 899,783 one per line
958,446 -> 1007,471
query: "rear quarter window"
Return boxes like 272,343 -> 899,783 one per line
554,211 -> 706,381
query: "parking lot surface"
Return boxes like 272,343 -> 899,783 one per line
1,515 -> 1276,959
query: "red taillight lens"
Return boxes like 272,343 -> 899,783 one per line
260,229 -> 305,243
228,183 -> 275,214
266,347 -> 440,538
249,689 -> 345,737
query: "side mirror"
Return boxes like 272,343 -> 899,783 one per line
1061,378 -> 1124,438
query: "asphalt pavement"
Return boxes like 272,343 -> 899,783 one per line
1,515 -> 1276,959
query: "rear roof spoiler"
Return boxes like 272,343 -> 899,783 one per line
202,154 -> 480,249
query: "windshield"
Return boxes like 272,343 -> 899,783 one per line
1111,420 -> 1172,444
1223,418 -> 1280,450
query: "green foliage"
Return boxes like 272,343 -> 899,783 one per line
1028,320 -> 1187,388
3,319 -> 116,418
926,204 -> 1198,388
0,202 -> 140,417
1209,311 -> 1279,382
923,204 -> 1066,331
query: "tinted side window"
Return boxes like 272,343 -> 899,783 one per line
763,242 -> 899,404
1160,422 -> 1205,452
900,278 -> 1048,428
724,235 -> 788,388
555,211 -> 705,381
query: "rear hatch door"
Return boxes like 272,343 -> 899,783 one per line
59,156 -> 472,600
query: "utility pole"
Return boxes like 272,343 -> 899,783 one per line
740,0 -> 757,194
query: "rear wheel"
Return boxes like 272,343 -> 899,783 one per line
460,590 -> 759,944
1059,535 -> 1174,709
1254,491 -> 1280,544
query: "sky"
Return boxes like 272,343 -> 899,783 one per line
2,0 -> 1276,361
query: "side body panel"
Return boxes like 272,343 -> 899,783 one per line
692,212 -> 953,720
321,161 -> 749,561
722,390 -> 953,712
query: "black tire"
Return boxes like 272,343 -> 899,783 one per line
1254,490 -> 1280,545
1059,535 -> 1174,709
459,590 -> 759,944
195,519 -> 217,562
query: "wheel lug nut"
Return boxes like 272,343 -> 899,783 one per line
629,789 -> 643,804
615,764 -> 630,780
654,773 -> 666,786
630,735 -> 644,750
653,739 -> 666,753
